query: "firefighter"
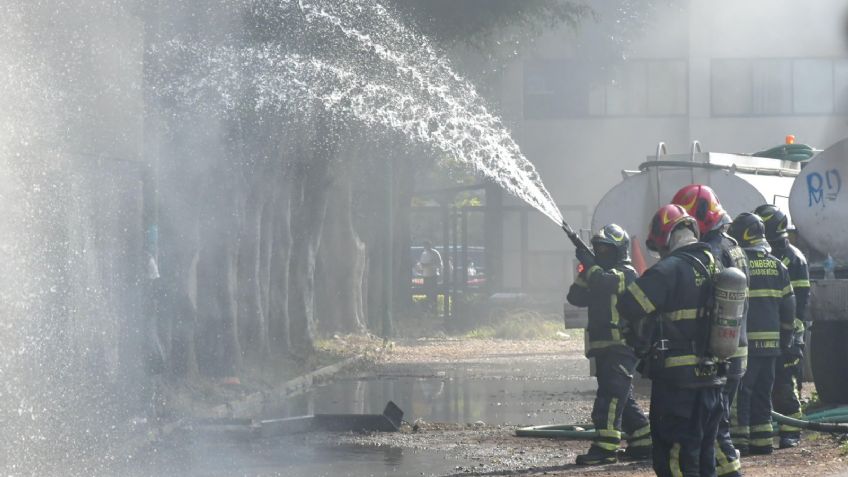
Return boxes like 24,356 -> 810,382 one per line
618,204 -> 725,477
568,224 -> 652,465
672,185 -> 747,477
727,213 -> 796,455
754,204 -> 809,449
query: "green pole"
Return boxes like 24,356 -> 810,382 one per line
382,154 -> 394,338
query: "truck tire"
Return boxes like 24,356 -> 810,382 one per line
810,321 -> 848,404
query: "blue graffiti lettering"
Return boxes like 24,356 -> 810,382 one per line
808,172 -> 823,207
807,169 -> 841,208
826,169 -> 842,201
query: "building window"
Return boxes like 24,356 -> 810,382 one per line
523,59 -> 688,119
712,58 -> 844,116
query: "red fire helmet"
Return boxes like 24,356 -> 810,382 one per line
646,204 -> 699,252
671,184 -> 729,235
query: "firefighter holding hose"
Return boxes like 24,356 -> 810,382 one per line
567,224 -> 652,465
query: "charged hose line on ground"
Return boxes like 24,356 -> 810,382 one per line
515,409 -> 848,439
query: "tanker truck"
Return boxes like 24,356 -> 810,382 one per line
592,141 -> 799,271
789,138 -> 848,404
588,141 -> 848,402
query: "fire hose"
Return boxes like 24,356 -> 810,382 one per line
515,408 -> 848,439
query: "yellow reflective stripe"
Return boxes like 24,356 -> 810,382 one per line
751,423 -> 774,433
611,295 -> 621,342
748,289 -> 785,298
714,441 -> 729,466
717,458 -> 742,476
666,309 -> 698,321
783,358 -> 800,368
783,285 -> 793,296
670,443 -> 683,477
593,441 -> 620,451
631,424 -> 651,438
705,251 -> 717,275
748,331 -> 780,340
598,429 -> 621,438
628,282 -> 655,314
791,279 -> 811,289
665,354 -> 699,368
730,426 -> 749,435
730,346 -> 748,358
628,437 -> 651,447
793,318 -> 805,333
780,412 -> 803,432
750,437 -> 773,447
715,439 -> 741,476
782,257 -> 791,267
610,268 -> 626,294
607,397 -> 618,431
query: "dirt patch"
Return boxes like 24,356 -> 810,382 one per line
382,336 -> 583,365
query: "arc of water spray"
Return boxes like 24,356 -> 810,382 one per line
293,0 -> 563,225
156,0 -> 565,226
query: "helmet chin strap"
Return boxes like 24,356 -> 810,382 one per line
668,227 -> 698,253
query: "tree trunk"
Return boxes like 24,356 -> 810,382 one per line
268,171 -> 292,354
236,177 -> 272,364
287,109 -> 338,359
317,170 -> 368,335
393,148 -> 416,308
195,167 -> 242,377
158,207 -> 200,381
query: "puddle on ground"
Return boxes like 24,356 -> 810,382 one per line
127,358 -> 654,476
271,363 -> 599,426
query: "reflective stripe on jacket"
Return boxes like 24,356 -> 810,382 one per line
617,242 -> 724,388
567,264 -> 638,357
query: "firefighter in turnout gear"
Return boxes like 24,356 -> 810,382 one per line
754,204 -> 810,449
568,224 -> 652,465
673,185 -> 747,477
617,205 -> 726,477
727,213 -> 796,455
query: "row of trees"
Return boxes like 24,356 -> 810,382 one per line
146,0 -> 590,379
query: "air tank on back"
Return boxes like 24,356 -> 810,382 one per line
592,142 -> 798,266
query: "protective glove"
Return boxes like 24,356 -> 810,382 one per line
780,329 -> 795,356
576,247 -> 595,269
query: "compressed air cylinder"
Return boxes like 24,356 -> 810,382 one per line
710,267 -> 748,360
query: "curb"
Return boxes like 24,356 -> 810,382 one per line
209,353 -> 369,419
114,352 -> 376,466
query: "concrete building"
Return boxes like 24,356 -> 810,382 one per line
491,0 -> 848,295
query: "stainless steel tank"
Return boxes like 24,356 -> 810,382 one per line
592,144 -> 798,262
789,138 -> 848,260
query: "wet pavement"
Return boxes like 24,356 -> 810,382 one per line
126,339 -> 649,476
274,363 -> 597,427
135,437 -> 464,477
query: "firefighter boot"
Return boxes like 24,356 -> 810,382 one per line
623,444 -> 652,460
575,446 -> 618,466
